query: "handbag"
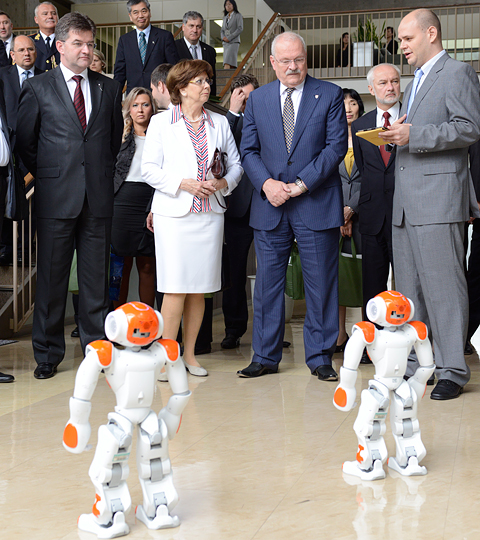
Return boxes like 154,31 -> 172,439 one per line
338,236 -> 363,307
285,241 -> 305,300
209,147 -> 229,210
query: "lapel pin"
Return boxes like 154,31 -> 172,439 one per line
315,95 -> 319,99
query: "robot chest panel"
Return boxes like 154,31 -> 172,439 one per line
107,354 -> 160,409
372,332 -> 415,378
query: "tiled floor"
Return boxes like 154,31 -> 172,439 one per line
1,302 -> 480,539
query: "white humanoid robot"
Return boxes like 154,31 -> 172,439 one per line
333,291 -> 435,481
63,301 -> 191,538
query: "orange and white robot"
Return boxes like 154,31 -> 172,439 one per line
333,291 -> 435,481
62,301 -> 191,538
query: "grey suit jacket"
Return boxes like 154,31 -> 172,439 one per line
393,53 -> 480,226
221,12 -> 243,44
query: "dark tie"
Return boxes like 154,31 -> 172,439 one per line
283,88 -> 295,154
45,36 -> 51,55
379,111 -> 391,167
72,75 -> 87,131
139,31 -> 147,64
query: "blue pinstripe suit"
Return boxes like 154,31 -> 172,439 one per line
241,74 -> 347,371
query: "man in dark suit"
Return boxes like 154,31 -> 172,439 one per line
30,2 -> 60,71
17,12 -> 123,380
220,73 -> 258,349
0,11 -> 14,66
175,11 -> 217,96
239,32 -> 347,380
351,63 -> 401,317
114,0 -> 179,95
0,80 -> 14,382
0,35 -> 43,266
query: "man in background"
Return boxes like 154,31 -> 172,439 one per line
30,2 -> 60,71
150,63 -> 173,110
175,11 -> 216,95
0,11 -> 14,66
114,0 -> 178,95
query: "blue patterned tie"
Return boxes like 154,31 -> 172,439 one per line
283,88 -> 295,153
139,31 -> 147,64
407,68 -> 424,118
21,70 -> 30,86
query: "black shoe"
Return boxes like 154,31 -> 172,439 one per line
404,374 -> 435,386
430,379 -> 463,400
237,362 -> 277,378
194,345 -> 211,355
335,335 -> 349,353
0,372 -> 14,383
464,341 -> 474,355
71,327 -> 80,338
34,363 -> 57,380
283,341 -> 291,348
0,253 -> 13,266
360,350 -> 372,364
221,335 -> 240,349
313,365 -> 338,381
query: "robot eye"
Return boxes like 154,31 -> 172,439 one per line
391,311 -> 404,319
133,328 -> 150,338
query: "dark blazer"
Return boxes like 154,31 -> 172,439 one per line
351,109 -> 396,236
0,40 -> 8,68
114,26 -> 179,95
29,32 -> 60,71
175,38 -> 217,95
0,65 -> 44,130
241,74 -> 347,232
225,110 -> 253,218
16,68 -> 123,219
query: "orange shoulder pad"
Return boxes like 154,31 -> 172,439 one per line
89,340 -> 113,367
408,321 -> 428,341
158,339 -> 180,361
354,321 -> 376,344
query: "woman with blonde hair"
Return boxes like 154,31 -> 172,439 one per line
111,87 -> 158,307
143,60 -> 242,376
90,49 -> 106,73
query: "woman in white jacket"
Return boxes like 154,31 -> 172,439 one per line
142,59 -> 243,376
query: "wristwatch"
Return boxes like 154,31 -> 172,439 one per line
295,178 -> 308,193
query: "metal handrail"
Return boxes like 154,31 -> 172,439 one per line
219,12 -> 280,102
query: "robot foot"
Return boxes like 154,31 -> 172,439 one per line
135,504 -> 180,530
388,456 -> 427,476
78,512 -> 130,539
342,459 -> 386,481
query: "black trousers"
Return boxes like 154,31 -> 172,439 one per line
361,219 -> 394,316
467,219 -> 480,342
33,199 -> 111,365
222,211 -> 254,338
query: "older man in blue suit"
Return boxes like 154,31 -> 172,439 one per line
239,32 -> 347,380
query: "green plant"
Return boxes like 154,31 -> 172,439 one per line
354,18 -> 385,48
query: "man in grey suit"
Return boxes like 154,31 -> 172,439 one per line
17,12 -> 123,379
380,9 -> 480,400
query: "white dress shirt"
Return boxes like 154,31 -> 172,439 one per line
0,116 -> 10,167
184,37 -> 203,60
376,101 -> 400,127
16,65 -> 34,85
40,31 -> 55,48
59,63 -> 92,122
136,25 -> 151,46
279,80 -> 305,126
3,35 -> 12,58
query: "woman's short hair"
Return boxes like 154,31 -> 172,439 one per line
93,49 -> 106,68
342,88 -> 365,117
224,0 -> 239,16
122,87 -> 158,141
166,59 -> 213,106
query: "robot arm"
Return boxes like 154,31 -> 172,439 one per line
407,321 -> 435,401
63,341 -> 114,454
333,366 -> 358,411
157,339 -> 191,439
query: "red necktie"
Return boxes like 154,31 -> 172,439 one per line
379,111 -> 391,167
72,75 -> 87,132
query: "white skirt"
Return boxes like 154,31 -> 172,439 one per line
153,211 -> 224,293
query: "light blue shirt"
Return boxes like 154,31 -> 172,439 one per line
136,25 -> 151,46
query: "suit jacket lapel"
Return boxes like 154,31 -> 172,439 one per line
267,80 -> 289,156
50,68 -> 84,135
144,26 -> 157,65
289,76 -> 316,155
9,66 -> 21,98
86,70 -> 102,134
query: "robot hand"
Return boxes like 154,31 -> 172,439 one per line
333,367 -> 357,412
62,397 -> 92,454
158,392 -> 191,440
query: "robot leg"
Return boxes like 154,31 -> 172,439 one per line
135,410 -> 180,530
343,383 -> 389,481
388,380 -> 428,476
78,413 -> 133,539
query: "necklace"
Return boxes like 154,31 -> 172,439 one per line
184,114 -> 203,123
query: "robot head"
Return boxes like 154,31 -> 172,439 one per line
366,291 -> 414,327
105,302 -> 163,347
